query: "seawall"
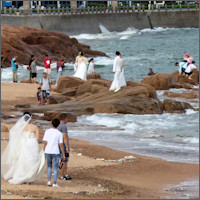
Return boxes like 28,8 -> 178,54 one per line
1,10 -> 199,35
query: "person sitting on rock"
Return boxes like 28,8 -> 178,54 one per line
184,61 -> 198,79
145,68 -> 156,78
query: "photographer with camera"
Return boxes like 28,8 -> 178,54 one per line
57,113 -> 72,180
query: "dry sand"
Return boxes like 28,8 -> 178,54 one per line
1,83 -> 199,199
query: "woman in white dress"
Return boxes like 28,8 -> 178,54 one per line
119,54 -> 126,88
87,58 -> 95,74
1,112 -> 45,184
74,52 -> 88,81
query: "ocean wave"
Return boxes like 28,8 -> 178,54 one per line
182,137 -> 199,144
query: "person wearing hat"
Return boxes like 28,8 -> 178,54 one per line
56,59 -> 65,86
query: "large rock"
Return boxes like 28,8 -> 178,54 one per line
56,76 -> 84,93
1,24 -> 107,68
44,112 -> 77,122
87,73 -> 101,79
141,73 -> 176,90
172,70 -> 199,85
163,89 -> 199,99
163,99 -> 193,113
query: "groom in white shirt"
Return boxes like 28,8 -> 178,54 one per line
110,51 -> 122,93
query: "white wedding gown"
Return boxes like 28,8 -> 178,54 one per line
119,68 -> 126,88
74,61 -> 88,81
1,115 -> 45,184
110,69 -> 126,91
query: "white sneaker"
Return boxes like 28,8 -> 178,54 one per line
52,184 -> 59,188
47,181 -> 51,186
114,88 -> 121,93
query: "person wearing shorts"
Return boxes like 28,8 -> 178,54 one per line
40,73 -> 51,104
43,54 -> 52,78
57,113 -> 72,180
31,58 -> 37,83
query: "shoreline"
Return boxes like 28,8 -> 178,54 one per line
1,82 -> 199,199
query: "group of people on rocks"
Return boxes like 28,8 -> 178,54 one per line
175,53 -> 199,79
1,112 -> 72,187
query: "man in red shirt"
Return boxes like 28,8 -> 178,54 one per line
43,54 -> 52,78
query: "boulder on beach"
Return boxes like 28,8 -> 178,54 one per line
163,89 -> 199,99
44,112 -> 77,122
1,24 -> 107,68
141,72 -> 198,90
27,75 -> 164,115
163,99 -> 193,113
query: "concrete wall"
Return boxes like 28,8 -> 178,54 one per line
1,10 -> 199,35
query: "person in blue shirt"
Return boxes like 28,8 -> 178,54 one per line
11,56 -> 18,82
175,61 -> 188,75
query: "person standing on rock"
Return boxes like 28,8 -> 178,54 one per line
109,51 -> 122,93
87,58 -> 95,74
57,114 -> 72,181
75,51 -> 82,71
28,55 -> 34,82
119,53 -> 126,88
40,72 -> 51,105
43,54 -> 52,79
11,56 -> 18,83
56,59 -> 65,86
74,52 -> 88,81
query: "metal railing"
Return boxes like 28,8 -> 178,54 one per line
1,4 -> 199,16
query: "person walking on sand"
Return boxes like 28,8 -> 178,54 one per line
56,59 -> 65,86
57,114 -> 72,181
11,56 -> 18,83
43,119 -> 66,188
31,58 -> 37,83
40,72 -> 51,105
43,54 -> 52,78
109,51 -> 122,93
87,58 -> 95,74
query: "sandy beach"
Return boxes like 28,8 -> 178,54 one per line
1,82 -> 199,199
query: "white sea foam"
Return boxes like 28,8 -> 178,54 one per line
182,137 -> 199,144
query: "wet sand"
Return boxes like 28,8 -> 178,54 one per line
1,82 -> 199,199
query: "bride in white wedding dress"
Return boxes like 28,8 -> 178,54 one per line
74,52 -> 88,81
1,112 -> 45,184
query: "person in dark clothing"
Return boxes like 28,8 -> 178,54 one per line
145,68 -> 156,78
29,55 -> 34,81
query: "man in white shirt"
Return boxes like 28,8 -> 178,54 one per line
185,61 -> 198,79
109,51 -> 122,93
43,119 -> 66,188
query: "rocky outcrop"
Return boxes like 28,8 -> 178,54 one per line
141,71 -> 198,90
44,112 -> 77,122
1,24 -> 107,68
163,99 -> 193,113
87,73 -> 101,79
163,89 -> 199,99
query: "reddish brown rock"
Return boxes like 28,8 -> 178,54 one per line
87,73 -> 101,80
49,96 -> 68,104
163,89 -> 199,99
44,112 -> 77,122
57,76 -> 84,93
1,24 -> 107,68
20,79 -> 31,83
141,73 -> 176,90
32,114 -> 50,121
163,99 -> 193,113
